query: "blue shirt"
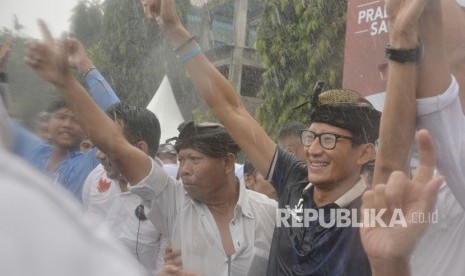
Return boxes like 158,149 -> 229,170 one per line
13,69 -> 119,200
266,147 -> 371,276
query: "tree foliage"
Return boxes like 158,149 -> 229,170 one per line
255,0 -> 347,136
70,0 -> 194,115
0,30 -> 56,127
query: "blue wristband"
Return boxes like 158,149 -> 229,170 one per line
178,43 -> 201,63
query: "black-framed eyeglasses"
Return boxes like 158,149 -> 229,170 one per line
300,130 -> 354,150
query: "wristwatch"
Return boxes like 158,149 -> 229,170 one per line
385,40 -> 424,63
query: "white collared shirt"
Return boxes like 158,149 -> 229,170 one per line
302,177 -> 367,208
129,158 -> 277,276
82,164 -> 168,276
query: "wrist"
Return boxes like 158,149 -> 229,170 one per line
56,73 -> 76,90
369,256 -> 410,276
166,26 -> 192,49
82,65 -> 96,78
77,59 -> 94,74
388,23 -> 418,49
385,40 -> 423,63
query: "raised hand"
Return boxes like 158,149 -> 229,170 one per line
25,20 -> 71,87
361,130 -> 443,264
386,0 -> 436,46
67,38 -> 93,73
140,0 -> 182,33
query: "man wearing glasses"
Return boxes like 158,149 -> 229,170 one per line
138,1 -> 380,275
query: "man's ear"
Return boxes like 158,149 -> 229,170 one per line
356,143 -> 376,166
224,153 -> 237,174
135,141 -> 149,155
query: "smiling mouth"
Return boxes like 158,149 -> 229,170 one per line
310,162 -> 329,168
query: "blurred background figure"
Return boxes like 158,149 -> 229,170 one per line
33,111 -> 51,144
243,160 -> 277,201
80,137 -> 95,152
277,121 -> 307,163
156,142 -> 178,179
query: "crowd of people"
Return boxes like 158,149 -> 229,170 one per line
0,0 -> 464,275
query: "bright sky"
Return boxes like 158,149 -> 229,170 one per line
0,0 -> 80,38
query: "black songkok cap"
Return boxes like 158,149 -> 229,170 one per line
311,88 -> 381,144
295,82 -> 381,144
174,121 -> 240,158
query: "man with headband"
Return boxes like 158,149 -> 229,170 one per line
139,1 -> 380,274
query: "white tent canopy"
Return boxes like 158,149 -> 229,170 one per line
146,75 -> 185,143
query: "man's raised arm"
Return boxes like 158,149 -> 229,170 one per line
141,0 -> 277,176
25,20 -> 151,186
415,0 -> 465,206
67,38 -> 120,109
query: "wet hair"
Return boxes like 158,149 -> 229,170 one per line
174,121 -> 240,158
106,102 -> 161,158
156,143 -> 177,162
46,99 -> 69,113
243,160 -> 256,175
277,121 -> 307,142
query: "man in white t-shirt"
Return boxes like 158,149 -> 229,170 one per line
82,102 -> 169,276
372,0 -> 465,274
156,143 -> 179,179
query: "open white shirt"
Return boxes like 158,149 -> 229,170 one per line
128,158 -> 277,276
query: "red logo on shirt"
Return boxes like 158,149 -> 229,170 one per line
97,178 -> 111,193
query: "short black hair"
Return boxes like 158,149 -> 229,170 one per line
106,103 -> 161,158
46,99 -> 69,113
277,121 -> 307,142
243,160 -> 256,175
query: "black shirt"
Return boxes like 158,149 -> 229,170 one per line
266,147 -> 371,276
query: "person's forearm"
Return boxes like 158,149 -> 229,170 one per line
372,25 -> 418,185
417,1 -> 451,99
84,69 -> 120,110
57,75 -> 124,154
370,257 -> 411,276
56,74 -> 151,186
162,26 -> 276,176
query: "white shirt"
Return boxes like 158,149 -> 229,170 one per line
412,183 -> 465,276
417,76 -> 465,207
0,149 -> 146,276
128,158 -> 278,276
82,165 -> 168,276
411,76 -> 465,275
163,163 -> 179,179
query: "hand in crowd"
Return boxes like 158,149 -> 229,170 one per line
141,0 -> 182,33
25,20 -> 71,87
164,245 -> 182,267
159,264 -> 199,276
0,37 -> 13,73
159,246 -> 199,276
386,0 -> 438,47
67,38 -> 93,74
360,130 -> 443,272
